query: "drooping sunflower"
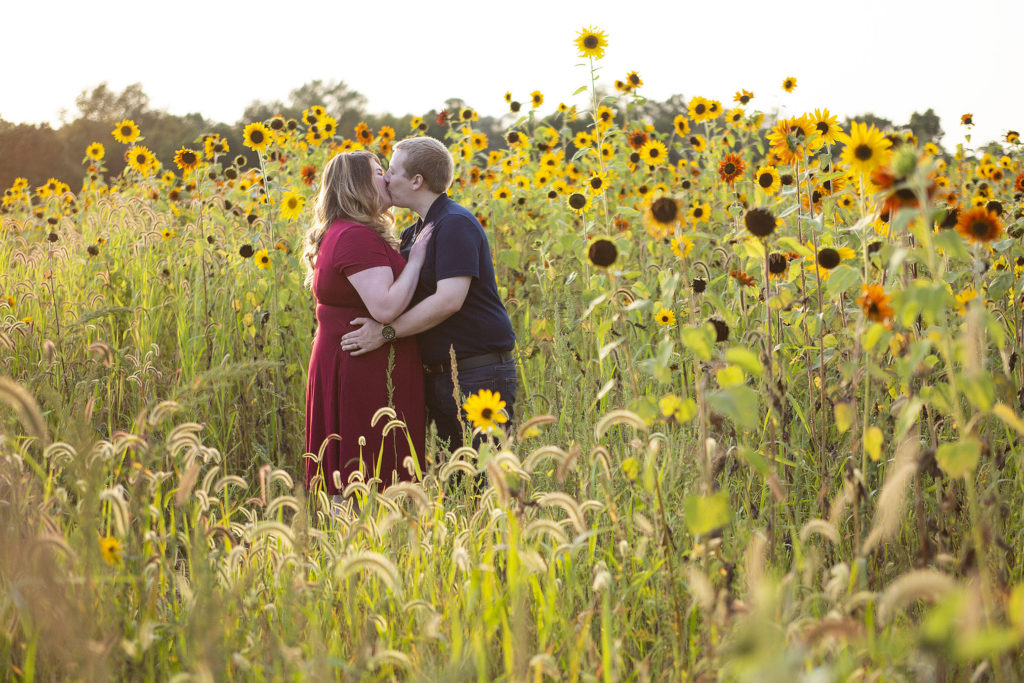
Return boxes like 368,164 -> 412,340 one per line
242,122 -> 272,154
279,190 -> 305,221
782,76 -> 798,92
857,284 -> 894,323
811,108 -> 842,145
734,89 -> 754,105
85,142 -> 105,161
173,147 -> 201,173
643,193 -> 682,239
955,207 -> 1003,244
960,113 -> 973,127
126,145 -> 157,175
744,207 -> 776,237
767,116 -> 821,166
718,154 -> 746,185
839,122 -> 892,176
638,139 -> 668,166
754,165 -> 781,195
575,26 -> 608,59
588,238 -> 618,267
111,119 -> 140,144
654,307 -> 676,327
673,115 -> 691,137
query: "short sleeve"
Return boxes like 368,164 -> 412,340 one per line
434,216 -> 481,280
331,225 -> 391,277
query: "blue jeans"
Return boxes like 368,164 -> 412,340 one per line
424,358 -> 518,452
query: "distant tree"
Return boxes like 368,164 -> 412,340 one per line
69,82 -> 150,123
844,113 -> 896,132
907,108 -> 943,143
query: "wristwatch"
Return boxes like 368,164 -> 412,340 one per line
382,324 -> 396,342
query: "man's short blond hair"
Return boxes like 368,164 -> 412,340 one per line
393,137 -> 454,194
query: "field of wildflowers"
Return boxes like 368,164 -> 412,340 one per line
2,26 -> 1024,681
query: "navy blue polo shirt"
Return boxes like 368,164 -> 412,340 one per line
399,194 -> 516,365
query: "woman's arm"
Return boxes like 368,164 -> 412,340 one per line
346,223 -> 433,324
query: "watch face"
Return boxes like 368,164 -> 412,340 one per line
382,325 -> 396,341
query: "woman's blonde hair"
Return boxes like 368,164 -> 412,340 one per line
302,151 -> 395,288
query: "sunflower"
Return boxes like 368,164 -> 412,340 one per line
811,109 -> 842,145
506,130 -> 528,148
782,76 -> 798,92
725,108 -> 745,126
839,122 -> 892,176
126,145 -> 157,175
588,238 -> 618,267
279,190 -> 305,221
161,227 -> 176,241
960,113 -> 973,127
99,535 -> 122,566
655,307 -> 676,327
242,122 -> 272,154
730,269 -> 756,287
354,122 -> 374,145
643,193 -> 682,239
584,171 -> 610,196
734,89 -> 754,105
688,201 -> 711,224
688,96 -> 715,123
718,154 -> 746,185
627,129 -> 649,150
111,119 -> 140,144
767,116 -> 821,166
754,165 -> 781,195
639,140 -> 668,166
857,284 -> 894,323
673,115 -> 691,137
85,142 -> 105,161
744,207 -> 776,237
573,130 -> 594,149
173,147 -> 201,174
670,235 -> 694,258
567,192 -> 590,214
688,135 -> 707,153
954,286 -> 979,315
955,207 -> 1003,244
254,248 -> 271,270
595,105 -> 616,130
575,26 -> 608,59
492,185 -> 513,201
203,134 -> 229,159
527,90 -> 543,109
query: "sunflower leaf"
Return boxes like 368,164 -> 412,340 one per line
825,264 -> 860,297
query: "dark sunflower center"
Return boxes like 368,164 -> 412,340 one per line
136,154 -> 146,163
569,193 -> 587,210
508,132 -> 520,143
629,74 -> 640,85
584,35 -> 599,49
816,122 -> 829,134
723,163 -> 736,175
251,130 -> 264,144
590,178 -> 602,189
689,137 -> 699,146
970,219 -> 989,237
589,239 -> 618,267
868,302 -> 879,315
740,96 -> 750,104
759,173 -> 774,188
121,126 -> 131,135
695,104 -> 706,115
648,147 -> 660,158
481,408 -> 493,420
854,144 -> 873,161
651,197 -> 678,223
183,152 -> 196,165
817,248 -> 841,269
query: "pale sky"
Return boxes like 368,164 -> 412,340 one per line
3,0 -> 1020,150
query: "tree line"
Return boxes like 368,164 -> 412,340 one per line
0,79 -> 962,193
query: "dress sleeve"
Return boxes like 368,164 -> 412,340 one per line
434,216 -> 481,280
331,225 -> 392,277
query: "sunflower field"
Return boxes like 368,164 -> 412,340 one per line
3,26 -> 1024,681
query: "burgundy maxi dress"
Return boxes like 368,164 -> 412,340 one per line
305,219 -> 426,495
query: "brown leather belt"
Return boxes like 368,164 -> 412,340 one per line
423,350 -> 514,375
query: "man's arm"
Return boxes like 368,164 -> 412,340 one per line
340,276 -> 471,356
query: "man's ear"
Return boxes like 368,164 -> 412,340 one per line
410,174 -> 424,191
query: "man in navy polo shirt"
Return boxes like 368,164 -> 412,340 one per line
340,136 -> 517,451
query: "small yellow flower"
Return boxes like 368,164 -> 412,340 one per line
462,389 -> 508,433
279,190 -> 305,221
655,307 -> 676,327
254,248 -> 271,270
621,456 -> 640,482
99,535 -> 122,566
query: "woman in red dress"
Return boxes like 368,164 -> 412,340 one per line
302,151 -> 431,498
